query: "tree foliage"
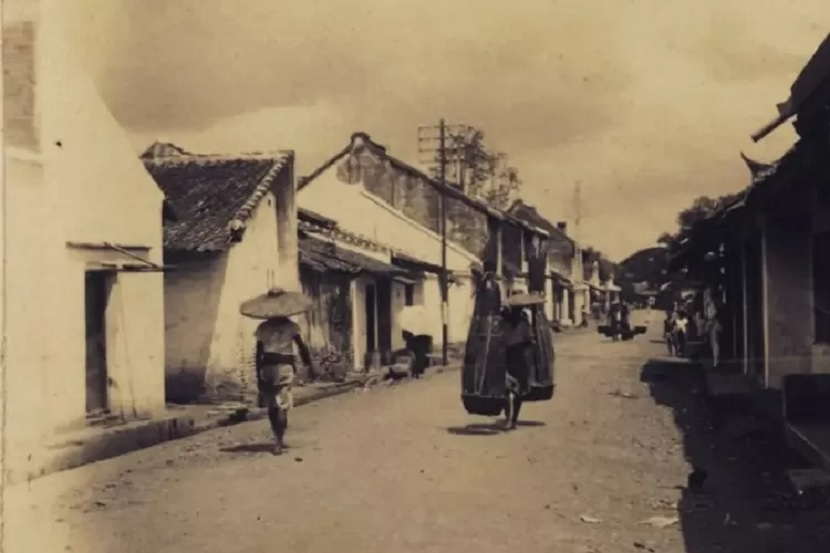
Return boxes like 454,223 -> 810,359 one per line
658,192 -> 741,249
581,246 -> 618,283
617,247 -> 671,287
429,127 -> 522,210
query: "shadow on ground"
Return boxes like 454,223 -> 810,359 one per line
220,443 -> 275,454
640,358 -> 830,553
446,420 -> 546,436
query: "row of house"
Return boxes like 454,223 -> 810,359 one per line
3,3 -> 612,459
668,34 -> 830,477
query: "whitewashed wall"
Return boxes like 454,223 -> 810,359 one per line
299,166 -> 479,349
4,0 -> 165,469
164,192 -> 282,399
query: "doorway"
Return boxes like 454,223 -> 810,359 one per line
365,283 -> 377,354
85,271 -> 112,415
375,279 -> 393,363
744,234 -> 765,382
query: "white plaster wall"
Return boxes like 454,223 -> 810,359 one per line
299,171 -> 477,273
4,1 -> 165,462
422,275 -> 443,344
165,193 -> 281,397
103,271 -> 166,418
300,166 -> 479,351
5,157 -> 63,453
448,278 -> 475,343
163,256 -> 226,383
37,3 -> 164,256
392,281 -> 407,351
544,278 -> 555,321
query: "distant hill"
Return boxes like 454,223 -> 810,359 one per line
617,246 -> 671,295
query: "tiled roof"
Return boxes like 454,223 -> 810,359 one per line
300,132 -> 549,237
391,252 -> 443,274
298,207 -> 337,228
507,200 -> 574,256
299,235 -> 410,277
143,144 -> 292,253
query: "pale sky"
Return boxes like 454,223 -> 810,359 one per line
71,0 -> 829,260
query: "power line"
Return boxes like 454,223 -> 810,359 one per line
416,120 -> 458,367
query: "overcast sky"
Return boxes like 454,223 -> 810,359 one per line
71,0 -> 829,260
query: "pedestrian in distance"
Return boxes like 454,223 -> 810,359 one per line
673,309 -> 689,357
501,304 -> 533,430
664,309 -> 677,356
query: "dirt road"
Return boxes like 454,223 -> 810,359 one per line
6,312 -> 828,552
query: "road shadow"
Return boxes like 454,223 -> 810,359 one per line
446,419 -> 546,436
516,420 -> 546,427
220,443 -> 276,454
446,423 -> 504,436
640,358 -> 830,553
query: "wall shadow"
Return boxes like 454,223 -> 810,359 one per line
640,358 -> 830,553
164,252 -> 229,403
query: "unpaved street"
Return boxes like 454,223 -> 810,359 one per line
6,312 -> 828,552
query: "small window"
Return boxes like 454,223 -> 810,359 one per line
813,231 -> 830,344
405,283 -> 415,306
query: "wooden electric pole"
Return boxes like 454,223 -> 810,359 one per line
418,121 -> 471,366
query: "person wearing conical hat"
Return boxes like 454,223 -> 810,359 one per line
255,315 -> 317,455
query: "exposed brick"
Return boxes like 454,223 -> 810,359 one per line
354,148 -> 492,259
3,21 -> 39,150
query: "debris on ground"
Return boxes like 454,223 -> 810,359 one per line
638,515 -> 679,528
579,514 -> 602,524
647,498 -> 678,510
609,389 -> 639,399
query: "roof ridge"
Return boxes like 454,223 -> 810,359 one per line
229,156 -> 291,227
143,150 -> 294,166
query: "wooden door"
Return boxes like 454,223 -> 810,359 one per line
85,271 -> 111,414
365,283 -> 377,353
375,278 -> 393,363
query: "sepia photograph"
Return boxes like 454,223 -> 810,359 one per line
2,0 -> 830,551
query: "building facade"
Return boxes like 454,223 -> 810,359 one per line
4,0 -> 166,468
143,144 -> 297,403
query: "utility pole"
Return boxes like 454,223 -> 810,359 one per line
418,120 -> 470,367
439,120 -> 448,366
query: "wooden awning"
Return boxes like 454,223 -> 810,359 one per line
66,241 -> 174,272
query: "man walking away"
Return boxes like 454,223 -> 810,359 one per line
502,305 -> 533,430
255,316 -> 317,455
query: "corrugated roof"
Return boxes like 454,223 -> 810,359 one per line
143,144 -> 292,253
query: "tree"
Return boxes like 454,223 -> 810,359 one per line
658,192 -> 741,250
581,246 -> 618,283
428,126 -> 523,209
485,164 -> 522,210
